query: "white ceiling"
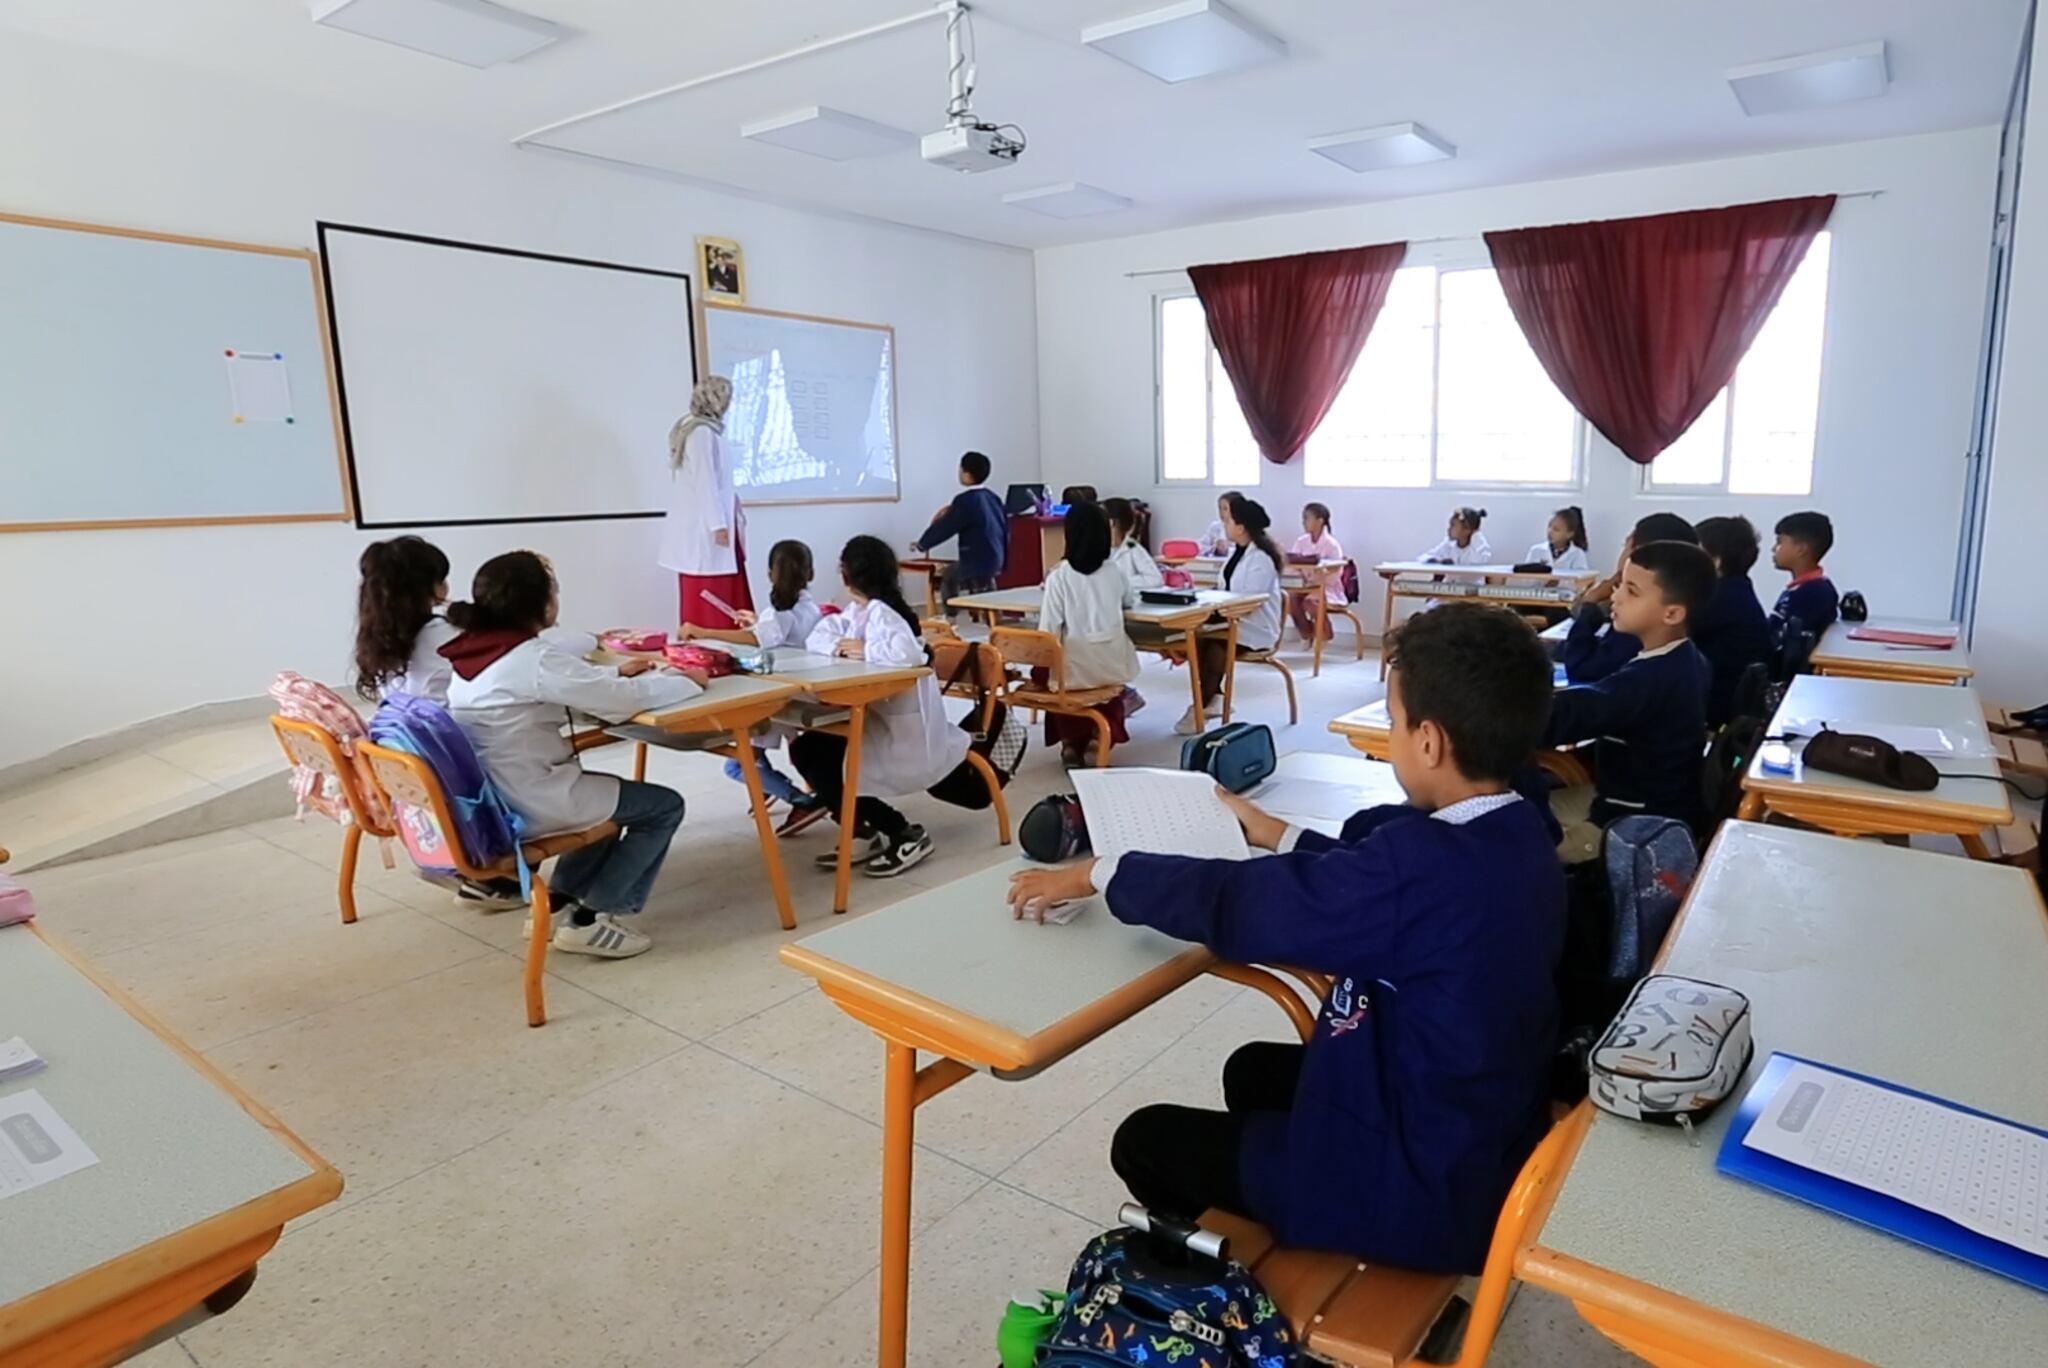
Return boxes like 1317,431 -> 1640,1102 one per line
2,0 -> 2028,248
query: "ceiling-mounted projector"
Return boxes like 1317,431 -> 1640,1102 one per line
920,3 -> 1025,173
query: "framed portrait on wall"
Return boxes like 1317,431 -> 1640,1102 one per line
697,236 -> 745,306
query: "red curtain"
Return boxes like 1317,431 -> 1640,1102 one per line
1188,242 -> 1407,464
1485,196 -> 1835,464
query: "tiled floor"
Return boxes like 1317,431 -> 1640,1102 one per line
13,648 -> 1642,1367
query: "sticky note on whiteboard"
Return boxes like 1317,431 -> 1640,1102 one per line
224,348 -> 295,424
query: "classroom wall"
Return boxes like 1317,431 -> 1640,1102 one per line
0,32 -> 1039,771
1035,128 -> 1998,638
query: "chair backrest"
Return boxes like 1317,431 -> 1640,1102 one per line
929,637 -> 1005,732
990,626 -> 1065,687
357,740 -> 502,883
1701,715 -> 1766,837
1775,625 -> 1818,683
270,715 -> 395,836
1729,661 -> 1771,723
1159,539 -> 1200,560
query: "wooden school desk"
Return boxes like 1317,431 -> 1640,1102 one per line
1155,554 -> 1354,674
898,557 -> 952,619
1738,675 -> 2010,857
1810,617 -> 1973,685
947,585 -> 1270,724
1518,821 -> 2048,1368
1373,561 -> 1599,678
1329,689 -> 1593,788
0,924 -> 342,1367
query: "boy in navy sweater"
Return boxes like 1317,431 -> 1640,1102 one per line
1008,604 -> 1564,1273
912,450 -> 1009,614
1546,540 -> 1714,834
1693,515 -> 1774,724
1770,510 -> 1839,643
1561,512 -> 1697,685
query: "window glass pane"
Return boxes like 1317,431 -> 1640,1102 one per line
1158,295 -> 1209,480
1210,356 -> 1262,487
1435,269 -> 1577,483
1304,266 -> 1434,487
1650,389 -> 1731,487
1729,234 -> 1829,496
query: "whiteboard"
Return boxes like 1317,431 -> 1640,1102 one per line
704,305 -> 899,504
319,224 -> 697,528
0,215 -> 348,532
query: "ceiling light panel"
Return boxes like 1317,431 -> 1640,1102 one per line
1001,183 -> 1135,218
741,107 -> 916,161
1306,122 -> 1456,172
310,0 -> 562,68
1727,41 -> 1890,116
1082,0 -> 1286,84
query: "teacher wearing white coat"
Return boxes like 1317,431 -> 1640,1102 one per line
660,375 -> 755,628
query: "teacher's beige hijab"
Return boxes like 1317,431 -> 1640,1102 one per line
668,376 -> 733,470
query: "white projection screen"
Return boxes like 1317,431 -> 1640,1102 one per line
318,223 -> 697,528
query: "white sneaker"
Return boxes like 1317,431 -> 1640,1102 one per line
815,832 -> 889,869
1174,706 -> 1204,736
552,913 -> 651,959
862,826 -> 934,878
520,908 -> 565,940
1121,688 -> 1147,718
1204,698 -> 1224,718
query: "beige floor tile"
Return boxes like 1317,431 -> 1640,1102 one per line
747,1179 -> 1100,1368
92,889 -> 494,1050
1489,1284 -> 1646,1366
0,752 -> 213,854
149,723 -> 288,785
709,974 -> 1243,1179
204,954 -> 687,1208
181,1046 -> 985,1368
120,1338 -> 199,1366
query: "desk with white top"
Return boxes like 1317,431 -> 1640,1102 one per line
1518,821 -> 2048,1368
1329,679 -> 1591,788
1737,675 -> 2010,857
1158,557 -> 1357,675
1374,561 -> 1600,677
1810,617 -> 1972,685
0,924 -> 342,1365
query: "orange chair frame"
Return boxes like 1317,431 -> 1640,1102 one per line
989,626 -> 1126,767
269,716 -> 400,926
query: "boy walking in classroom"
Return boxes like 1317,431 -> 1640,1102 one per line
1770,510 -> 1840,641
911,450 -> 1009,614
1007,603 -> 1564,1274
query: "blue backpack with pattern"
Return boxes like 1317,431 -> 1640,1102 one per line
368,691 -> 527,894
1036,1226 -> 1296,1368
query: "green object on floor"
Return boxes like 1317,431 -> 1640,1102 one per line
997,1289 -> 1064,1368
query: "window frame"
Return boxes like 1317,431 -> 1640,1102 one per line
1152,288 -> 1260,488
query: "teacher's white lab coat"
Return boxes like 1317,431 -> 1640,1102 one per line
806,602 -> 968,799
659,424 -> 740,576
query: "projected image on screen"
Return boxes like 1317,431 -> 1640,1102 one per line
707,307 -> 900,503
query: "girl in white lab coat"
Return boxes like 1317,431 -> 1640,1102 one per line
1103,497 -> 1161,720
678,539 -> 831,835
1180,494 -> 1285,735
788,536 -> 981,878
444,552 -> 708,960
1038,501 -> 1140,766
1200,490 -> 1241,557
353,535 -> 456,704
660,376 -> 755,628
1420,507 -> 1493,565
1524,506 -> 1591,571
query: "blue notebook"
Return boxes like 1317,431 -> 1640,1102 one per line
1718,1052 -> 2048,1294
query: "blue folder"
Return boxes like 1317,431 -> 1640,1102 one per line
1718,1052 -> 2048,1294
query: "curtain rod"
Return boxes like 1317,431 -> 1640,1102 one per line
1120,189 -> 1883,279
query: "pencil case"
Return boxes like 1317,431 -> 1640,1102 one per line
602,630 -> 669,654
0,875 -> 34,927
1589,975 -> 1753,1125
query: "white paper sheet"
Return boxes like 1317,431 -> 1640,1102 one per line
223,349 -> 294,423
1070,767 -> 1249,862
0,1089 -> 99,1201
1246,778 -> 1375,821
1743,1059 -> 2048,1257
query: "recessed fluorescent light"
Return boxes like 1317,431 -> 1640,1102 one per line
1082,0 -> 1285,84
741,107 -> 916,161
310,0 -> 562,68
1001,183 -> 1135,219
1727,40 -> 1889,116
1307,122 -> 1456,172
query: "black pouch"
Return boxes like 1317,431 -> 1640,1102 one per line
1800,729 -> 1938,791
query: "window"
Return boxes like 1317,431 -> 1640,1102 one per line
1156,294 -> 1260,486
1648,234 -> 1830,496
1304,264 -> 1581,488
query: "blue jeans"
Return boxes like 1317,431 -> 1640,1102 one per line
547,780 -> 685,917
722,748 -> 809,806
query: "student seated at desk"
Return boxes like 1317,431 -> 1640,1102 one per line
1693,516 -> 1774,725
1199,490 -> 1240,557
1178,494 -> 1285,736
1038,501 -> 1139,767
789,537 -> 997,878
1561,512 -> 1697,684
1103,497 -> 1163,590
1770,510 -> 1840,644
443,552 -> 707,960
1287,500 -> 1346,642
1008,603 -> 1564,1274
1419,505 -> 1492,565
911,450 -> 1009,614
1546,540 -> 1714,842
354,535 -> 456,704
1524,505 -> 1590,572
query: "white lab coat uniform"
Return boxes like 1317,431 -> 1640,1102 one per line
1201,519 -> 1231,556
448,638 -> 701,836
1041,562 -> 1139,689
750,590 -> 825,650
383,616 -> 457,704
1111,539 -> 1164,590
1419,533 -> 1494,566
806,602 -> 967,799
1524,542 -> 1590,572
659,425 -> 740,576
1222,547 -> 1284,652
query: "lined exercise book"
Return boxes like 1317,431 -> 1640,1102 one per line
1070,768 -> 1250,863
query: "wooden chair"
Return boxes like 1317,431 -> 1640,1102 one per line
357,740 -> 618,1028
1215,605 -> 1299,730
269,716 -> 400,926
929,634 -> 1007,737
989,626 -> 1123,766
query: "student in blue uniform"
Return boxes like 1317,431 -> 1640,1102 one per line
1007,603 -> 1564,1274
1545,539 -> 1714,835
1561,512 -> 1698,684
1770,510 -> 1840,642
1692,516 -> 1774,725
911,450 -> 1009,614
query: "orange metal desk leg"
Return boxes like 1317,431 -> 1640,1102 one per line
835,704 -> 869,916
1737,791 -> 1766,822
879,1040 -> 917,1368
1960,830 -> 1994,860
729,741 -> 797,931
1183,625 -> 1205,717
1379,577 -> 1397,680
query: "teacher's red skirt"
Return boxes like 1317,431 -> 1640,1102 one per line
678,535 -> 755,628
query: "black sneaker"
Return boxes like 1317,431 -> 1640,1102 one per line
453,878 -> 526,912
814,832 -> 888,869
862,826 -> 934,878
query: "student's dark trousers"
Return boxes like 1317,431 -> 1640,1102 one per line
1110,1041 -> 1303,1222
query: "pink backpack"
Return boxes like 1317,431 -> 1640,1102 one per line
267,672 -> 395,838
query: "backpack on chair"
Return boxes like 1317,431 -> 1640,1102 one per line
368,692 -> 524,886
1701,716 -> 1767,837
